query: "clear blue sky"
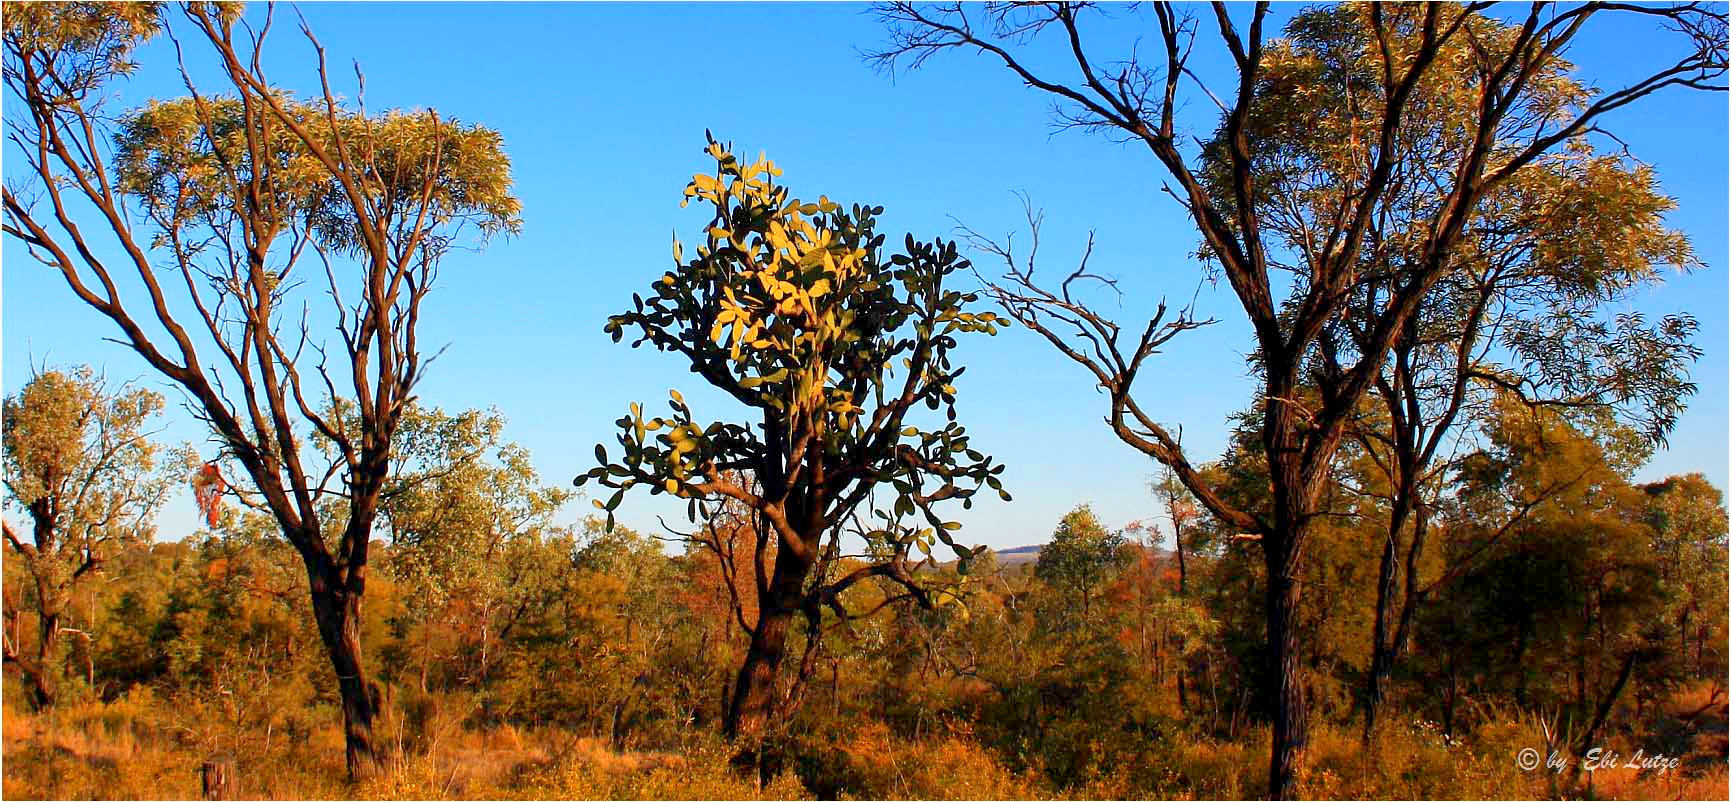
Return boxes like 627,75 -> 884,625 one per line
4,2 -> 1726,549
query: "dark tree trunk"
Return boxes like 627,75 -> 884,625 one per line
1365,321 -> 1454,746
1262,388 -> 1322,801
1513,621 -> 1531,706
1168,513 -> 1193,712
308,569 -> 384,782
201,756 -> 237,800
1568,651 -> 1638,789
24,606 -> 59,709
17,507 -> 63,710
722,542 -> 812,743
1364,488 -> 1418,744
1264,542 -> 1307,800
1174,524 -> 1188,595
1678,607 -> 1692,674
726,606 -> 792,742
1441,652 -> 1459,738
1176,664 -> 1189,714
1364,533 -> 1398,743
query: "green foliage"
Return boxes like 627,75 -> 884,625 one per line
1214,3 -> 1702,446
1,1 -> 166,100
3,367 -> 173,539
2,366 -> 181,706
5,420 -> 1728,798
379,404 -> 572,616
114,96 -> 521,254
1641,472 -> 1731,681
1031,505 -> 1128,612
6,0 -> 527,772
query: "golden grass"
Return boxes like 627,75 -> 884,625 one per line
1,690 -> 802,801
4,691 -> 1726,800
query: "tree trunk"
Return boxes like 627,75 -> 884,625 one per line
722,593 -> 796,743
1263,389 -> 1318,801
1441,654 -> 1458,738
722,586 -> 798,787
1177,664 -> 1189,714
308,574 -> 384,782
1364,491 -> 1415,744
722,543 -> 811,743
1172,527 -> 1190,715
1174,525 -> 1188,595
1677,607 -> 1692,674
24,606 -> 59,709
1568,651 -> 1638,789
18,511 -> 64,710
1264,541 -> 1307,800
201,756 -> 237,800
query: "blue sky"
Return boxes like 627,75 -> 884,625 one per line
4,2 -> 1726,549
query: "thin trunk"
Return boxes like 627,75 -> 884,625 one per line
1678,607 -> 1692,674
26,607 -> 59,709
418,637 -> 429,695
1364,487 -> 1416,744
1366,321 -> 1452,745
1265,544 -> 1307,800
1568,651 -> 1638,789
1513,622 -> 1531,706
1208,653 -> 1220,734
20,508 -> 62,709
1174,522 -> 1189,595
1177,663 -> 1189,714
1365,530 -> 1399,743
309,568 -> 384,782
781,606 -> 826,721
1441,651 -> 1459,738
479,617 -> 490,684
1173,521 -> 1193,715
1695,623 -> 1706,673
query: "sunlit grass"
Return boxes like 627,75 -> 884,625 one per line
6,686 -> 1725,800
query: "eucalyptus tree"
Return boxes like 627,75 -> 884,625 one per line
3,2 -> 520,777
1153,467 -> 1201,594
1421,403 -> 1670,787
2,367 -> 175,708
377,404 -> 573,690
1635,473 -> 1730,688
1333,146 -> 1701,743
1168,4 -> 1707,742
872,2 -> 1725,795
1033,504 -> 1128,620
579,137 -> 1008,745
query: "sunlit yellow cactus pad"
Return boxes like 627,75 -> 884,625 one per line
584,134 -> 1009,570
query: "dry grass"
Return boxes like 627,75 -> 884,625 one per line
4,688 -> 1726,800
811,719 -> 1041,800
3,690 -> 350,800
354,736 -> 802,801
1294,713 -> 1729,801
1,687 -> 806,801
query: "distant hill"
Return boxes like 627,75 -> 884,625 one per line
990,542 -> 1172,570
992,544 -> 1044,568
